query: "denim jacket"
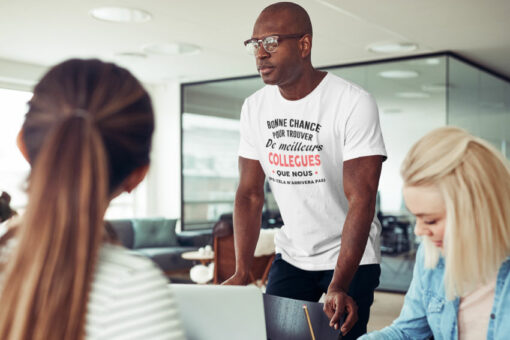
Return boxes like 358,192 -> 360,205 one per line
360,244 -> 510,340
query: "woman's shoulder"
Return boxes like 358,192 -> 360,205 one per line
87,244 -> 186,339
94,243 -> 165,282
98,243 -> 156,267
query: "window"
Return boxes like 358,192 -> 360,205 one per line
0,87 -> 144,219
181,78 -> 265,230
182,113 -> 240,229
0,88 -> 32,211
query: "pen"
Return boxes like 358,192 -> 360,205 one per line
303,305 -> 316,340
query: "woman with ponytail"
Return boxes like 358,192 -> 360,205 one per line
0,59 -> 186,340
360,127 -> 510,339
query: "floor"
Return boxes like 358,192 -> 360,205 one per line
368,291 -> 406,332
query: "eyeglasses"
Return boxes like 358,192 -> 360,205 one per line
243,33 -> 305,55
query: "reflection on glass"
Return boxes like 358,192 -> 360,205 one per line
182,114 -> 242,229
448,57 -> 510,156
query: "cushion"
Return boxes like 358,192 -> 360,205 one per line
133,218 -> 178,249
254,228 -> 277,256
137,246 -> 197,271
108,219 -> 135,249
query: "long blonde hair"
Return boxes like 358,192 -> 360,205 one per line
0,59 -> 154,339
401,127 -> 510,300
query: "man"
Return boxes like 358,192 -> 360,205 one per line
223,2 -> 386,338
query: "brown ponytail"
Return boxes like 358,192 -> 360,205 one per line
0,59 -> 154,340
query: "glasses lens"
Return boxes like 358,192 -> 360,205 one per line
263,36 -> 278,53
245,40 -> 259,55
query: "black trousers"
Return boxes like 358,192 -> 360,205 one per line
265,254 -> 381,340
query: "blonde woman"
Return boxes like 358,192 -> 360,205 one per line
361,127 -> 510,339
0,59 -> 186,340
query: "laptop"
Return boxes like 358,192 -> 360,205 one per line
171,284 -> 267,340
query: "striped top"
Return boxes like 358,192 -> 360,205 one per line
86,243 -> 187,340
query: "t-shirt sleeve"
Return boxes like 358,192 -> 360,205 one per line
343,92 -> 387,162
238,100 -> 259,160
100,260 -> 187,340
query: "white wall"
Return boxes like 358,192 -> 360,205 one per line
146,82 -> 182,221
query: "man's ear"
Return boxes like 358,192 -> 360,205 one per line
16,129 -> 30,163
122,164 -> 150,194
299,34 -> 312,59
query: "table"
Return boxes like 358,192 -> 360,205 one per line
181,250 -> 214,265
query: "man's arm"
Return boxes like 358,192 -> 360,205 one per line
223,156 -> 266,285
323,155 -> 383,335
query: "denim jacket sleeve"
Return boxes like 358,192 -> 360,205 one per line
359,244 -> 433,340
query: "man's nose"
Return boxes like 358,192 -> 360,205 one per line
256,44 -> 270,59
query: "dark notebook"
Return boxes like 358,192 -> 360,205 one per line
263,293 -> 344,340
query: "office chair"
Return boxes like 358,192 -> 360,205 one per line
212,214 -> 275,286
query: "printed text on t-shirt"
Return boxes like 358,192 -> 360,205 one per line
265,117 -> 326,185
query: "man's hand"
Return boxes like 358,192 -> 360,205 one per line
222,272 -> 251,286
323,289 -> 358,336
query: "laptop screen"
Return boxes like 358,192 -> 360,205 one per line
171,284 -> 267,340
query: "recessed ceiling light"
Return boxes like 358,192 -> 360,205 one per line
142,42 -> 201,56
115,52 -> 148,59
422,84 -> 448,93
90,7 -> 152,23
425,58 -> 441,65
378,70 -> 419,79
396,92 -> 431,99
368,42 -> 418,53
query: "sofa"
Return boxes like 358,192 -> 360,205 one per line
108,218 -> 212,274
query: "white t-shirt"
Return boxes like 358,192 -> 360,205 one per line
238,73 -> 387,270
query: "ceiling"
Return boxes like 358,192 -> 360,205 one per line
0,0 -> 509,85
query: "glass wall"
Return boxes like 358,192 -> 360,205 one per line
182,77 -> 264,230
181,53 -> 510,291
448,58 -> 510,156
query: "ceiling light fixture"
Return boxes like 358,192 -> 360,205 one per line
368,42 -> 418,54
425,58 -> 441,65
90,7 -> 152,23
378,70 -> 419,79
115,52 -> 148,59
396,92 -> 431,99
142,42 -> 201,56
421,84 -> 449,93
